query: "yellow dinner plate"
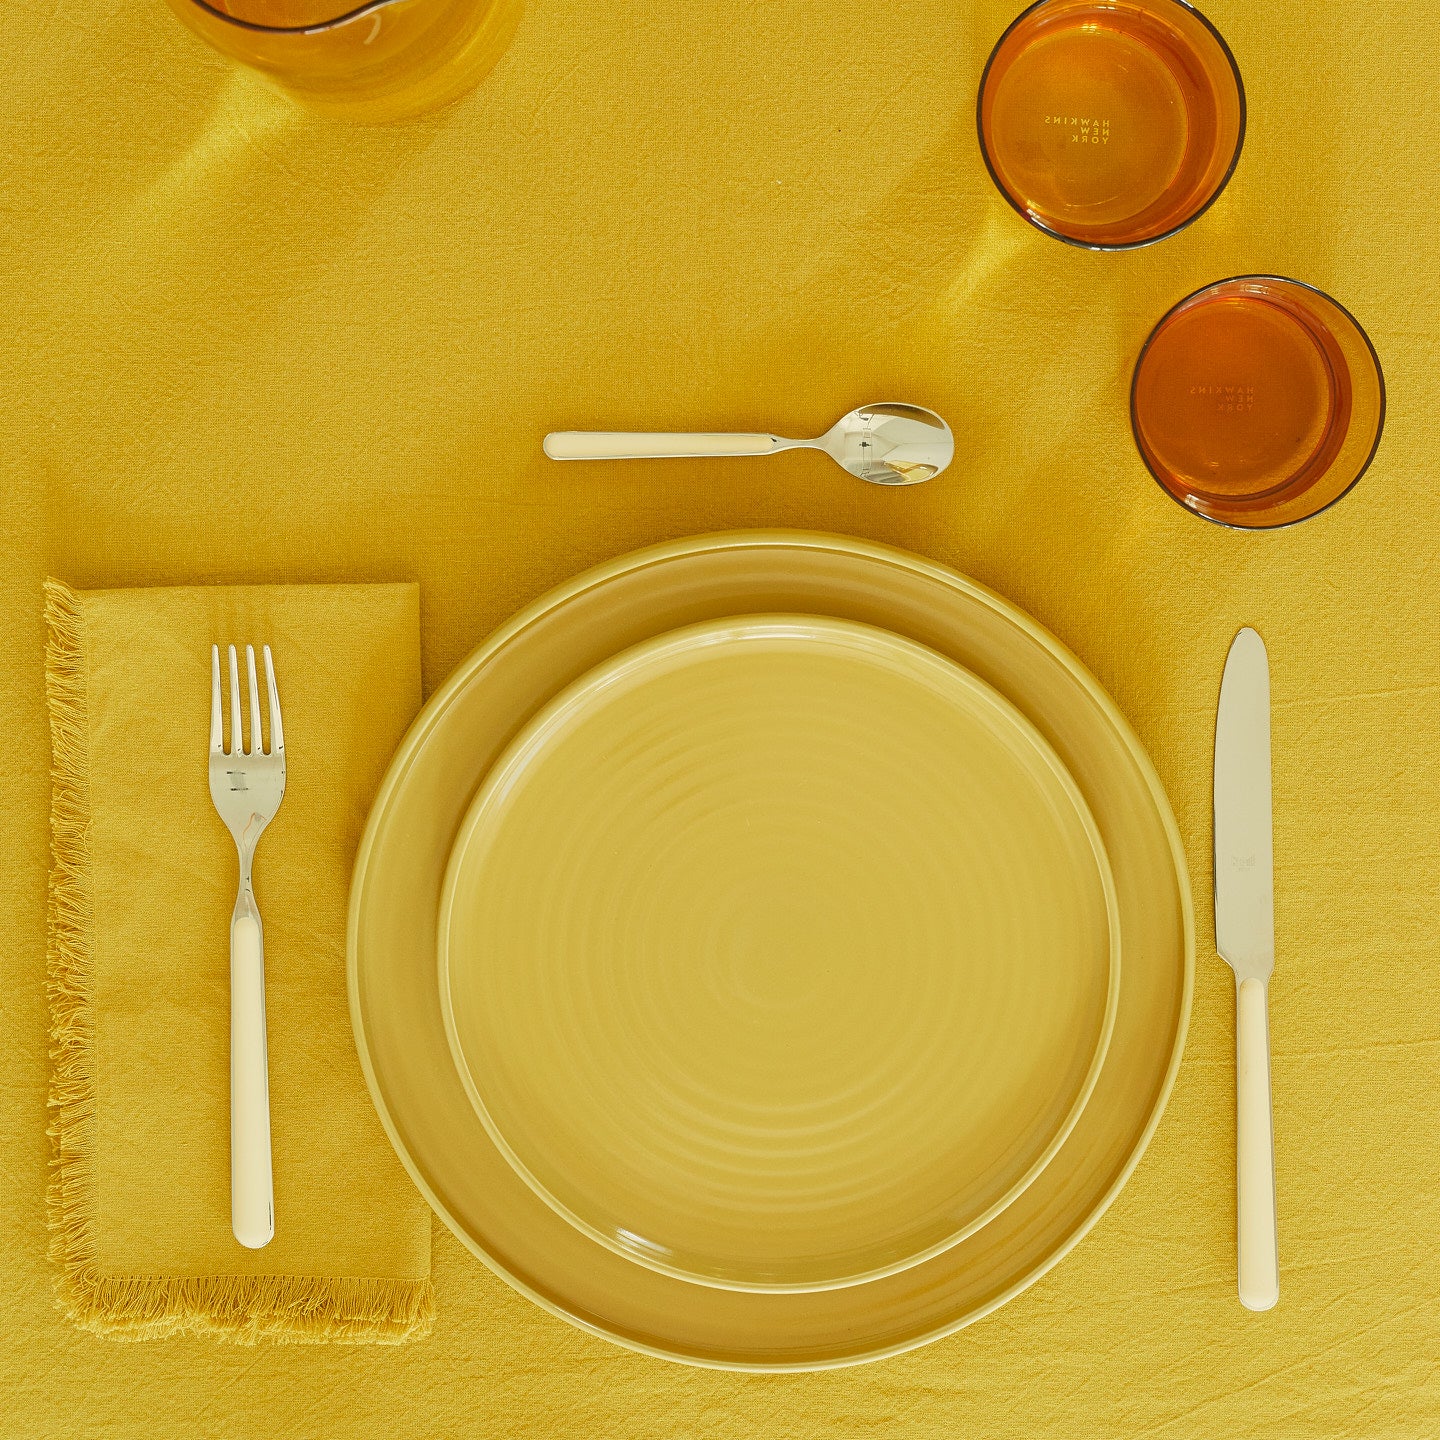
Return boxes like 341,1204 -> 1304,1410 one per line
348,531 -> 1193,1369
438,615 -> 1120,1293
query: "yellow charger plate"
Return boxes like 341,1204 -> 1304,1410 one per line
438,615 -> 1120,1293
348,531 -> 1193,1369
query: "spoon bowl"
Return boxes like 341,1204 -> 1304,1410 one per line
819,404 -> 954,486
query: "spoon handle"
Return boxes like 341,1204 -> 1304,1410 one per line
544,431 -> 790,461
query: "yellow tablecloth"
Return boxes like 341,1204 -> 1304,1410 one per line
3,0 -> 1438,1434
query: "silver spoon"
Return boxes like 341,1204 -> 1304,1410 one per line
543,403 -> 953,486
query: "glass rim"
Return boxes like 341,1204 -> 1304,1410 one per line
1129,274 -> 1388,531
975,0 -> 1247,253
186,0 -> 408,35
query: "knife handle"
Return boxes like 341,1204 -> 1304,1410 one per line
1236,976 -> 1278,1310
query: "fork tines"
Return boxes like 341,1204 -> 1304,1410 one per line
210,643 -> 284,758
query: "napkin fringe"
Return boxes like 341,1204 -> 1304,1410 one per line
55,1273 -> 435,1346
42,579 -> 435,1346
43,579 -> 104,1335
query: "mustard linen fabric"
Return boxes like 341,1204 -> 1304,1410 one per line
2,0 -> 1439,1432
43,581 -> 431,1342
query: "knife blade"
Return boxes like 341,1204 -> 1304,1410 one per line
1214,626 -> 1279,1311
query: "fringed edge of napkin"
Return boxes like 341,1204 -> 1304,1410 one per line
44,579 -> 105,1334
52,1273 -> 436,1346
42,579 -> 435,1346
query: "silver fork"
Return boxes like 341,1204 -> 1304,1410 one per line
209,643 -> 286,1250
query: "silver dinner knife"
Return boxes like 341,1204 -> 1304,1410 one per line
1214,627 -> 1279,1311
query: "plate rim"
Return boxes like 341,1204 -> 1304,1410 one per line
347,528 -> 1195,1370
435,610 -> 1124,1294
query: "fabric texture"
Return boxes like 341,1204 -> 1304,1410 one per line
42,579 -> 431,1344
3,0 -> 1440,1432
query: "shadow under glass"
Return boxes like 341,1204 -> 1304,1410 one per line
162,0 -> 524,118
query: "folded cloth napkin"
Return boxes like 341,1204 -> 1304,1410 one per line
44,579 -> 432,1344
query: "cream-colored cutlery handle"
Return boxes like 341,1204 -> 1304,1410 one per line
543,431 -> 788,460
231,912 -> 275,1250
1236,975 -> 1278,1310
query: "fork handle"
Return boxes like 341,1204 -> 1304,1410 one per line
231,912 -> 274,1249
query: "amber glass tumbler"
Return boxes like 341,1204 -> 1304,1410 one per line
1131,276 -> 1385,529
977,0 -> 1244,249
162,0 -> 523,120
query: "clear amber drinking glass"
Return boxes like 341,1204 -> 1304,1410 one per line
162,0 -> 523,120
977,0 -> 1244,249
1131,276 -> 1386,529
